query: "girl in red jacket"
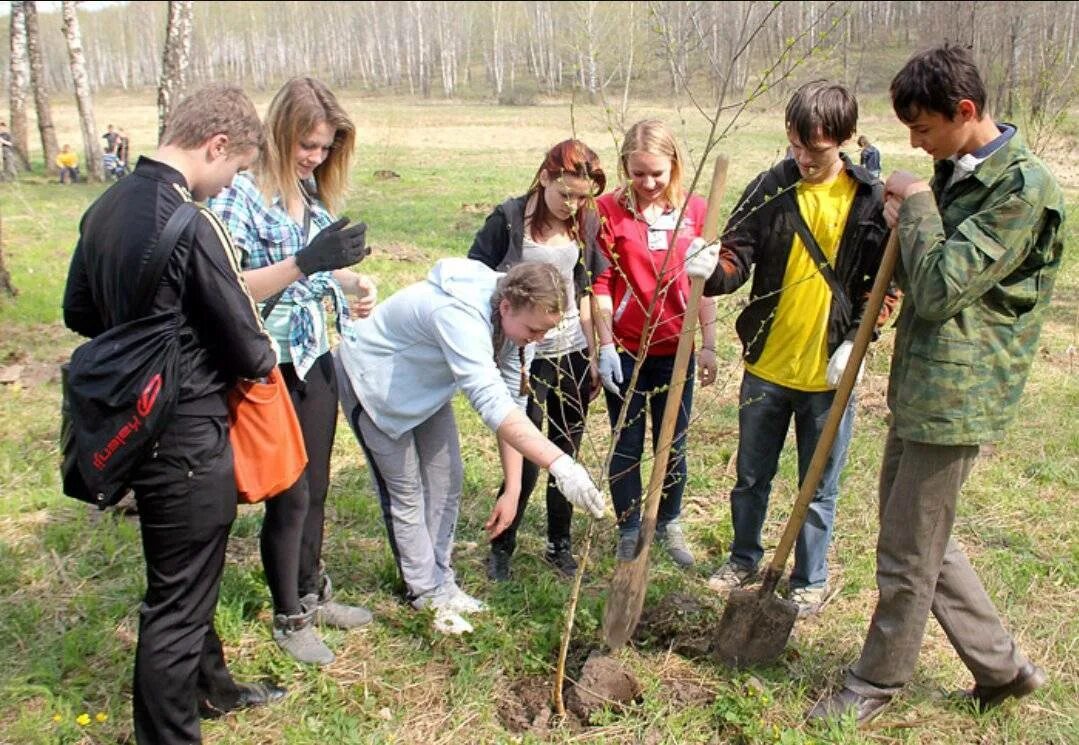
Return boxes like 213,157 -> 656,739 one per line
593,119 -> 717,567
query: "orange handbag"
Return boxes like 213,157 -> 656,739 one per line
228,367 -> 308,504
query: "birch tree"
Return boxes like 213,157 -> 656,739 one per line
7,1 -> 32,170
23,1 -> 59,177
61,1 -> 104,182
157,0 -> 193,142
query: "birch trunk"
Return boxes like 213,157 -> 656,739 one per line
24,1 -> 59,176
61,1 -> 104,182
157,0 -> 193,142
8,2 -> 32,169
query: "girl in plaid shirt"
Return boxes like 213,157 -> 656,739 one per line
209,77 -> 376,666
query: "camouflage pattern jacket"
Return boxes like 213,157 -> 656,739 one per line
889,130 -> 1066,445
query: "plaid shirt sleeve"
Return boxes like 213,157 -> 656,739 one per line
207,172 -> 272,269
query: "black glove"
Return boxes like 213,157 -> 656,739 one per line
294,217 -> 369,276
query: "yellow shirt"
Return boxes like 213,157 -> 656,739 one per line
56,151 -> 79,168
745,170 -> 857,391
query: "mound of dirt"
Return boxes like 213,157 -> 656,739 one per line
564,652 -> 643,722
634,592 -> 722,659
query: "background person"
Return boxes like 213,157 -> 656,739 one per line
209,77 -> 376,666
468,139 -> 608,582
703,81 -> 887,616
336,259 -> 607,635
858,134 -> 883,179
593,118 -> 719,569
62,84 -> 286,745
56,144 -> 79,184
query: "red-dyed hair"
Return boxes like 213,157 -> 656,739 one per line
524,139 -> 606,242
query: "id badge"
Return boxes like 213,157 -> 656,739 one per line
647,228 -> 668,251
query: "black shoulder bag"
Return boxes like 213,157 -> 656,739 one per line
60,202 -> 200,508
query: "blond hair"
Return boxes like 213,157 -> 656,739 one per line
162,84 -> 262,154
490,262 -> 566,353
619,119 -> 688,210
256,77 -> 355,215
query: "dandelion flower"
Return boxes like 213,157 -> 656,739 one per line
52,714 -> 62,723
95,712 -> 108,723
76,713 -> 91,726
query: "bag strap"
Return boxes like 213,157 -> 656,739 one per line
132,202 -> 201,318
786,190 -> 852,316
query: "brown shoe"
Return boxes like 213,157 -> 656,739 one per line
963,662 -> 1046,712
807,686 -> 890,725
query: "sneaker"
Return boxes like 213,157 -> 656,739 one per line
544,540 -> 579,578
487,548 -> 512,582
273,607 -> 335,666
656,521 -> 695,567
788,585 -> 827,618
432,606 -> 474,635
445,584 -> 489,615
707,561 -> 757,593
308,575 -> 373,629
616,528 -> 640,562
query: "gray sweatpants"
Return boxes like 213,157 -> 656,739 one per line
336,353 -> 461,606
847,424 -> 1028,695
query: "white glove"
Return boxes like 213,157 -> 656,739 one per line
597,343 -> 623,395
549,454 -> 606,518
826,339 -> 865,388
684,237 -> 720,279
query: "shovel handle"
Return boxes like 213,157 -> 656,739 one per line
637,155 -> 729,533
761,229 -> 901,591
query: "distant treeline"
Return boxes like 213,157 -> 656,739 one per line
4,1 -> 1078,114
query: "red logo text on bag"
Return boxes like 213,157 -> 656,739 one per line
92,374 -> 162,471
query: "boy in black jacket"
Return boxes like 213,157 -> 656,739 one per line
703,81 -> 887,616
63,85 -> 284,744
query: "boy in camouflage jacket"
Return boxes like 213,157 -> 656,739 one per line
810,45 -> 1065,724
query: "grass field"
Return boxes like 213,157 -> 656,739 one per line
0,89 -> 1076,744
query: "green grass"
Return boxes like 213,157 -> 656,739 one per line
0,93 -> 1076,744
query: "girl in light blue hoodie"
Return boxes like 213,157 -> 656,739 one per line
336,258 -> 606,634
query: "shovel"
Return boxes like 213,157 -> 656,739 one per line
603,154 -> 730,650
713,228 -> 901,668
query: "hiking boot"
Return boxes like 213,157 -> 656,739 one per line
487,548 -> 512,582
544,540 -> 579,578
273,606 -> 335,666
656,521 -> 695,567
707,561 -> 757,593
616,528 -> 640,562
807,686 -> 890,725
307,575 -> 373,629
959,662 -> 1047,713
788,585 -> 828,618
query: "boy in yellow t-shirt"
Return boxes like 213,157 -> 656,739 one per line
701,80 -> 888,615
56,144 -> 79,184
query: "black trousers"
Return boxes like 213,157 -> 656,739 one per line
261,352 -> 338,614
130,413 -> 240,745
492,349 -> 592,554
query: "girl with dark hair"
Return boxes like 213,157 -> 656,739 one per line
209,77 -> 375,665
335,259 -> 606,635
468,139 -> 608,581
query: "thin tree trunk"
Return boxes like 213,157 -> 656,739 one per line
8,2 -> 32,169
157,0 -> 193,143
24,1 -> 59,176
62,1 -> 104,182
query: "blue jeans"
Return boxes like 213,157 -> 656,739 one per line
729,369 -> 855,589
605,351 -> 694,532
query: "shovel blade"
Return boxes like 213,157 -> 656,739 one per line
602,552 -> 650,650
713,588 -> 798,668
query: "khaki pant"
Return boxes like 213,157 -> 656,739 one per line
847,424 -> 1027,696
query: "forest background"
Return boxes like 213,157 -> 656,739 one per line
0,1 -> 1076,744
